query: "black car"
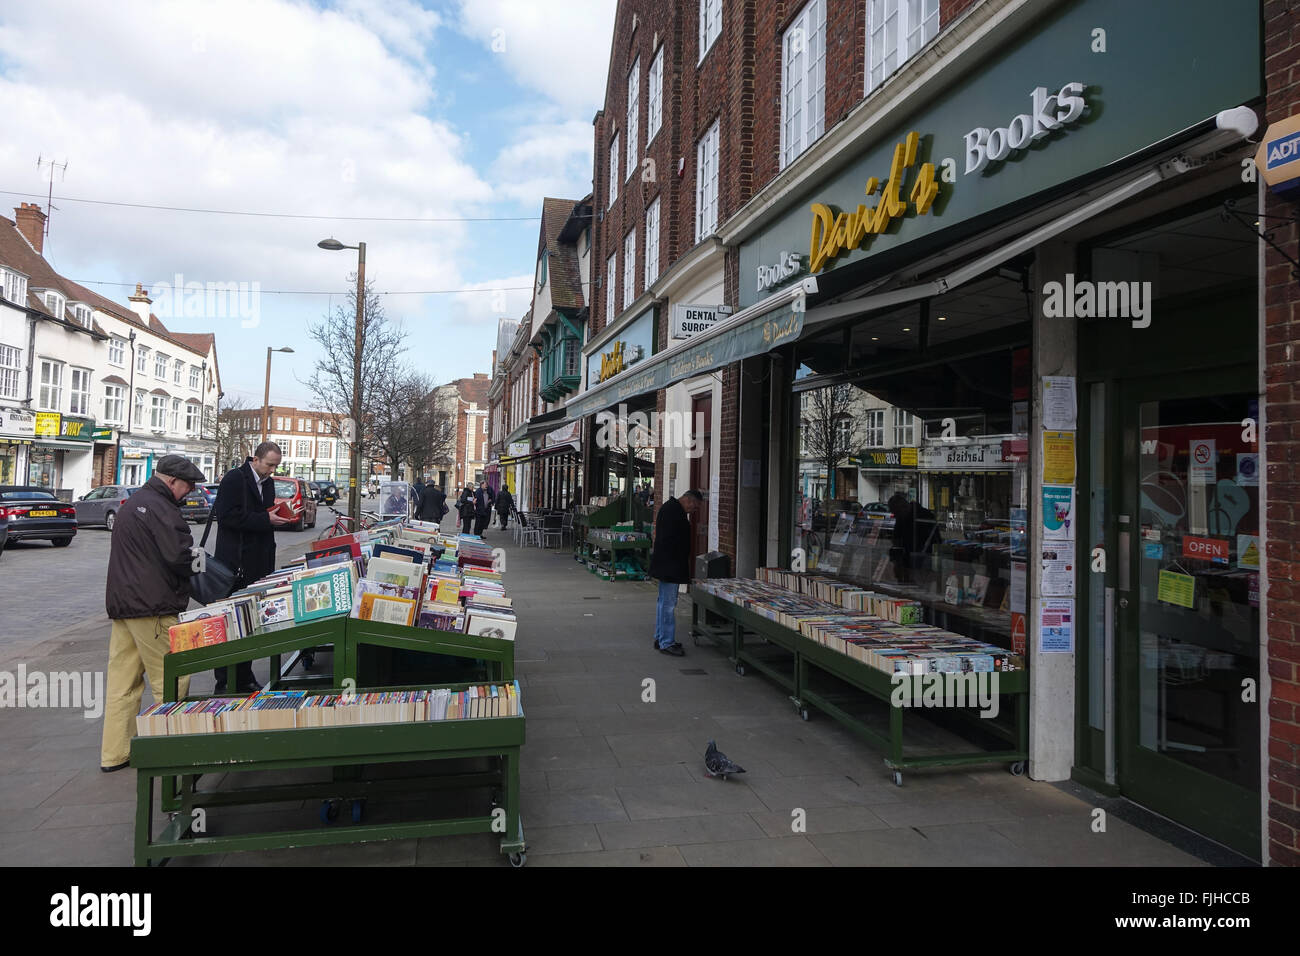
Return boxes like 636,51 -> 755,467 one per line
179,487 -> 211,523
0,486 -> 77,548
318,481 -> 338,505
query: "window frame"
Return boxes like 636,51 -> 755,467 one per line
866,0 -> 939,95
136,347 -> 149,374
0,343 -> 22,400
189,365 -> 201,389
622,228 -> 637,311
608,133 -> 620,208
108,336 -> 126,367
695,119 -> 721,243
699,0 -> 722,62
150,394 -> 167,431
185,402 -> 200,434
626,56 -> 640,180
154,352 -> 168,379
606,252 -> 617,322
780,0 -> 827,170
647,46 -> 664,143
644,196 -> 661,288
38,359 -> 63,411
864,408 -> 885,448
104,384 -> 124,425
69,367 -> 91,416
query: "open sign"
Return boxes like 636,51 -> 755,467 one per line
1182,535 -> 1228,563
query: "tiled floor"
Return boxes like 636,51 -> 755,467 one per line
0,523 -> 1223,866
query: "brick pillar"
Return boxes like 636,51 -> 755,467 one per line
1263,0 -> 1300,868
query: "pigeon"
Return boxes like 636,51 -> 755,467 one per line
704,739 -> 745,779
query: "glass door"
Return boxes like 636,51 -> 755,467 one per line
1117,381 -> 1260,858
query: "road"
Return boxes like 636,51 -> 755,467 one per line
0,507 -> 348,653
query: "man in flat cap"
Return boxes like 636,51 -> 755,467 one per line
100,454 -> 206,772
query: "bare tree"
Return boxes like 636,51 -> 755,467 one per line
302,276 -> 406,482
215,396 -> 257,472
801,384 -> 862,548
369,372 -> 458,479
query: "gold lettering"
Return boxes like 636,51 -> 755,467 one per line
808,203 -> 836,274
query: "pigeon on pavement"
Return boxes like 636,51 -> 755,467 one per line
704,739 -> 745,778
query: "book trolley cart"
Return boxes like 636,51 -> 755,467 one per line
688,586 -> 1028,786
131,618 -> 526,867
573,496 -> 653,581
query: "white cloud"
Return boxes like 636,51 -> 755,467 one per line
490,119 -> 593,204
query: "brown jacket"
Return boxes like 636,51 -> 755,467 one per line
105,475 -> 195,619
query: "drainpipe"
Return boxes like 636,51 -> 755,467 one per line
22,310 -> 36,406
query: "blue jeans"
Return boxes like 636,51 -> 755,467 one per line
655,581 -> 679,648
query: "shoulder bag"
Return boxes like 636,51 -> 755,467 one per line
191,510 -> 243,605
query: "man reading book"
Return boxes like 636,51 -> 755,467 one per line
648,489 -> 703,657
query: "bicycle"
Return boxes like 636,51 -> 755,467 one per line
315,507 -> 381,540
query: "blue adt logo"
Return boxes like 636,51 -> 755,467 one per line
1266,130 -> 1300,169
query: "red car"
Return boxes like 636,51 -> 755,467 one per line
272,476 -> 317,531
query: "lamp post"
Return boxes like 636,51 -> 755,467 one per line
317,238 -> 365,520
261,347 -> 295,445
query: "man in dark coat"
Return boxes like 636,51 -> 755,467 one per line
101,454 -> 206,771
420,482 -> 447,524
494,486 -> 514,529
473,480 -> 494,536
412,477 -> 426,514
648,489 -> 703,656
457,486 -> 476,534
210,442 -> 295,692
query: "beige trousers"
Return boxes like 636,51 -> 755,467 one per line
100,615 -> 191,767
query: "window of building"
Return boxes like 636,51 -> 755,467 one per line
171,398 -> 181,432
781,0 -> 827,169
606,252 -> 617,320
135,389 -> 145,425
699,0 -> 721,60
647,46 -> 664,142
623,228 -> 636,310
109,336 -> 125,367
150,395 -> 167,430
893,407 -> 914,446
644,197 -> 661,288
626,57 -> 640,179
38,360 -> 62,411
186,402 -> 200,434
173,358 -> 184,384
609,133 -> 620,207
695,119 -> 720,242
319,440 -> 331,458
137,347 -> 149,373
189,365 -> 200,389
71,303 -> 92,327
866,0 -> 939,94
69,368 -> 91,416
865,409 -> 885,447
154,352 -> 168,379
835,414 -> 853,449
0,344 -> 21,400
1,269 -> 27,305
297,439 -> 311,457
42,291 -> 65,320
104,385 -> 124,424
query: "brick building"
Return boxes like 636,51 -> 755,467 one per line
430,374 -> 491,493
223,404 -> 344,480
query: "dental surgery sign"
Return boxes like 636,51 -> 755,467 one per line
1257,113 -> 1300,197
736,0 -> 1260,309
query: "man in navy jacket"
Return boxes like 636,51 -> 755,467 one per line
648,489 -> 703,656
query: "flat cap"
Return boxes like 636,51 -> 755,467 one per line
155,454 -> 205,483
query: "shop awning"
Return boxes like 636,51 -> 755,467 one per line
563,279 -> 817,421
500,441 -> 581,466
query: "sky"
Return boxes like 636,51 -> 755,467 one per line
0,0 -> 615,409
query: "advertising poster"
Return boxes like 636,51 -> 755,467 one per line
1237,535 -> 1260,570
1041,546 -> 1075,597
1039,599 -> 1074,653
1042,431 -> 1076,484
1042,485 -> 1075,541
1042,376 -> 1077,430
1157,569 -> 1196,609
380,481 -> 411,517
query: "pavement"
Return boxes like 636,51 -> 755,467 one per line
0,512 -> 1237,866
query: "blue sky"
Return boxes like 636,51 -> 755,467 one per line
0,0 -> 614,407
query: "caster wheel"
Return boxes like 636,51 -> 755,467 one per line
800,708 -> 810,722
735,663 -> 745,676
1009,761 -> 1025,776
509,852 -> 527,868
351,800 -> 364,823
320,800 -> 340,824
892,771 -> 904,787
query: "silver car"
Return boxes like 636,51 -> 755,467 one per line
74,484 -> 140,531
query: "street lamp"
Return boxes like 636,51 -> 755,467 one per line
317,237 -> 365,521
262,347 -> 295,445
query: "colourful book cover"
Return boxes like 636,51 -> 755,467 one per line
168,616 -> 228,654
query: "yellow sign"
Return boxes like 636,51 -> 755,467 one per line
900,446 -> 917,467
1157,569 -> 1196,609
808,131 -> 939,274
1042,431 -> 1076,485
599,341 -> 626,383
34,412 -> 61,437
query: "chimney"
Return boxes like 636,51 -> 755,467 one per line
14,203 -> 47,255
474,372 -> 488,380
128,282 -> 152,324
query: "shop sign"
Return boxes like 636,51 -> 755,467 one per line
598,340 -> 645,382
588,307 -> 655,386
121,448 -> 147,459
59,416 -> 95,442
963,83 -> 1088,175
91,427 -> 114,441
1256,113 -> 1300,196
855,447 -> 918,469
756,252 -> 806,294
1182,535 -> 1228,564
671,303 -> 731,339
918,439 -> 1007,471
507,442 -> 529,457
808,131 -> 939,275
34,412 -> 61,437
0,407 -> 35,437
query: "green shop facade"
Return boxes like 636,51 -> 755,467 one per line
724,0 -> 1270,859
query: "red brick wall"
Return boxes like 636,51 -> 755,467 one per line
1264,0 -> 1300,868
940,0 -> 981,24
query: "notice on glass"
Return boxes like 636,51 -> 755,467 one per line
1157,569 -> 1196,609
1041,545 -> 1075,597
1039,598 -> 1074,654
1042,485 -> 1075,541
1042,376 -> 1077,431
1010,559 -> 1027,613
1042,431 -> 1076,485
1189,438 -> 1216,484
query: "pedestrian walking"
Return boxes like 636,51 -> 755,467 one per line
648,489 -> 703,656
494,486 -> 514,530
457,486 -> 476,534
100,455 -> 207,772
210,442 -> 295,693
473,480 -> 493,536
420,481 -> 447,525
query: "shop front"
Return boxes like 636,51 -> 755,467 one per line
733,0 -> 1264,857
0,406 -> 35,485
28,412 -> 96,497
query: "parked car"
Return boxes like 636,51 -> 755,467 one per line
74,484 -> 140,530
199,483 -> 220,507
318,481 -> 339,505
0,506 -> 7,557
306,481 -> 322,502
179,486 -> 211,523
273,476 -> 317,531
0,486 -> 77,547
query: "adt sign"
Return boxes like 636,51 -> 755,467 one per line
1257,115 -> 1300,198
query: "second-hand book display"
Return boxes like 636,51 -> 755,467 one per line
166,523 -> 517,654
696,570 -> 1022,676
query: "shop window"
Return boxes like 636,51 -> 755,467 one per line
781,0 -> 827,169
866,0 -> 939,94
38,359 -> 63,411
795,326 -> 848,380
0,344 -> 21,400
